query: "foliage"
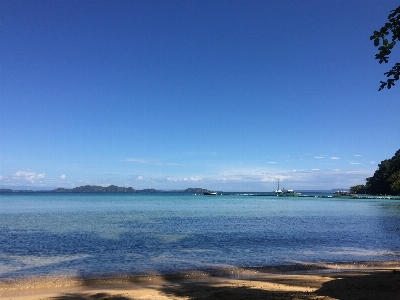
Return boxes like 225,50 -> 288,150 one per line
349,185 -> 367,194
351,149 -> 400,195
388,170 -> 400,195
370,6 -> 400,90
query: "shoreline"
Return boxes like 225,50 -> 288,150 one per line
1,260 -> 400,299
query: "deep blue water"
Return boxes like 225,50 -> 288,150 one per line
1,193 -> 400,279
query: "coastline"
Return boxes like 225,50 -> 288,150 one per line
1,261 -> 399,299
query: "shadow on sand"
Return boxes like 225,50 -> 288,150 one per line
50,270 -> 400,300
315,270 -> 400,300
51,293 -> 131,300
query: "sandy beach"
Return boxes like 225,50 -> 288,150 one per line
1,261 -> 399,300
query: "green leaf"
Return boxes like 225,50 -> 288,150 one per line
373,5 -> 400,91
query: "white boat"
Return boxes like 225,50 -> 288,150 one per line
275,180 -> 299,197
203,191 -> 218,195
275,179 -> 282,194
276,188 -> 299,196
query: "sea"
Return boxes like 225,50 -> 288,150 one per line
1,192 -> 400,281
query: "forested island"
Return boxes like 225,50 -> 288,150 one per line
350,149 -> 400,195
0,186 -> 210,194
52,186 -> 209,194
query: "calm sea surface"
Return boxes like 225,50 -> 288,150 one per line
1,193 -> 400,280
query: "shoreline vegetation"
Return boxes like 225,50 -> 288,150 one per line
1,261 -> 399,300
350,149 -> 400,196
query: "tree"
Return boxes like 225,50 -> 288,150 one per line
351,149 -> 400,195
370,5 -> 400,90
349,184 -> 367,194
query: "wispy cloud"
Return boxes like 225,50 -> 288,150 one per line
0,165 -> 376,192
122,158 -> 184,166
218,169 -> 294,183
214,168 -> 374,190
123,158 -> 147,163
158,167 -> 373,191
165,176 -> 202,182
314,156 -> 325,159
330,157 -> 340,160
185,151 -> 218,157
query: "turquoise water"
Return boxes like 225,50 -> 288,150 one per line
1,193 -> 400,279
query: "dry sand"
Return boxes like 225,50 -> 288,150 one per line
1,261 -> 400,300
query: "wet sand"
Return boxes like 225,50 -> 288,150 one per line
1,261 -> 400,300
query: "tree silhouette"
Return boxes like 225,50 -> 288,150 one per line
350,149 -> 400,195
370,6 -> 400,90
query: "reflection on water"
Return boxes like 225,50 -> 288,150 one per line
0,193 -> 399,279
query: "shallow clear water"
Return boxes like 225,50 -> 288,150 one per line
1,193 -> 400,279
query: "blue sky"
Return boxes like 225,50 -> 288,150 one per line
1,0 -> 399,191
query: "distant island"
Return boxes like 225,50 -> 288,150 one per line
0,185 -> 211,194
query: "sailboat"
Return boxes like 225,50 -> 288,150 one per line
275,179 -> 283,195
274,179 -> 299,197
